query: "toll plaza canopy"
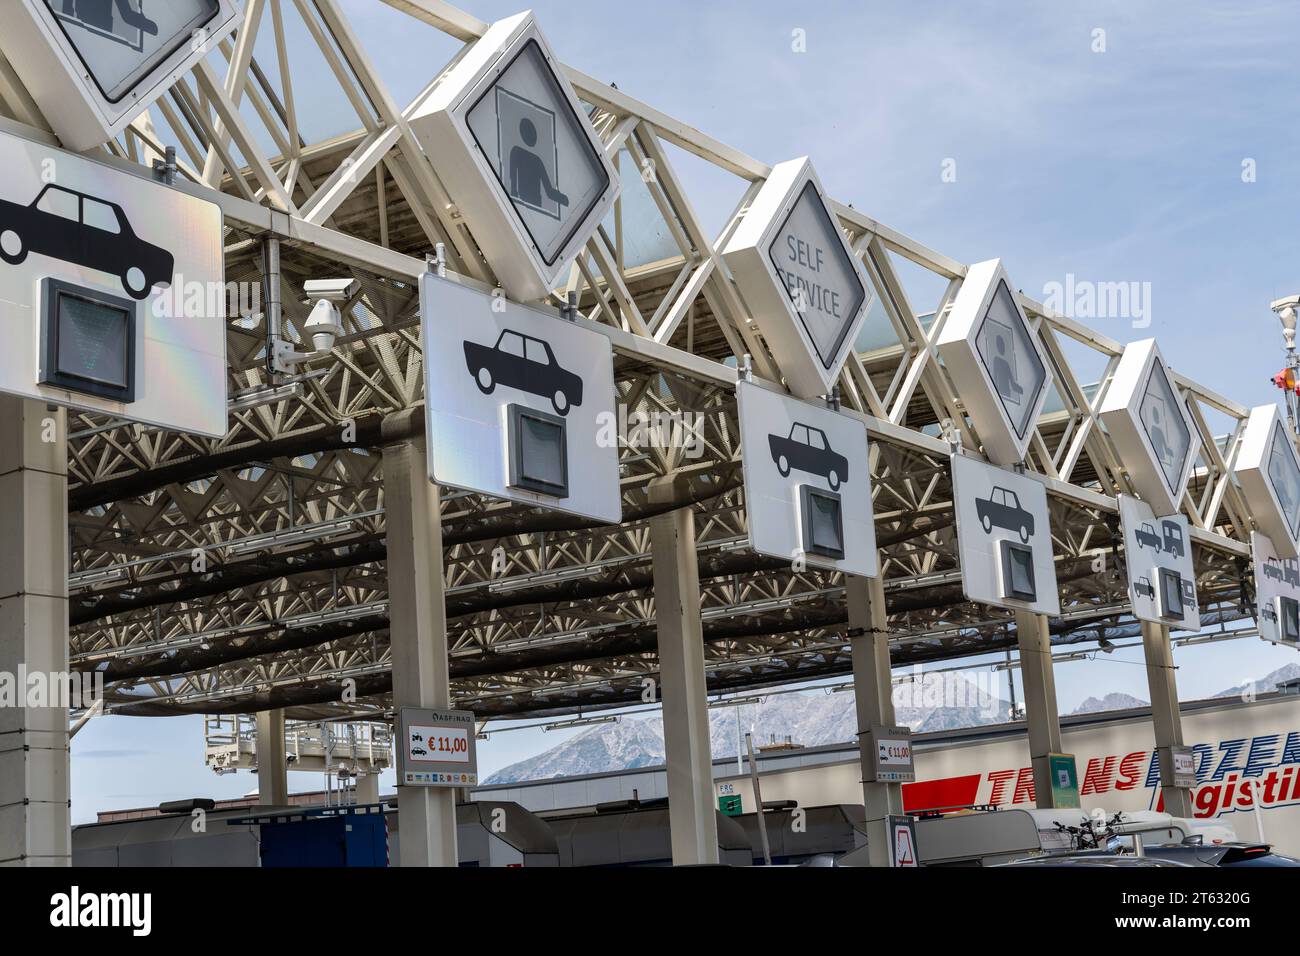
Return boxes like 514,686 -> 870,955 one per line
1,0 -> 1263,727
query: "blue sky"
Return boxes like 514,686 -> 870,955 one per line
69,1 -> 1300,821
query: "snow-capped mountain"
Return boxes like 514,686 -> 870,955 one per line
1213,663 -> 1300,700
483,663 -> 1300,785
486,673 -> 1010,784
485,715 -> 666,784
1070,693 -> 1148,714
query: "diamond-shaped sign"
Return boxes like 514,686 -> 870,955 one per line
975,281 -> 1046,440
409,12 -> 620,302
721,158 -> 873,400
1237,404 -> 1300,558
936,259 -> 1052,466
1,0 -> 241,150
1267,427 -> 1300,539
1097,339 -> 1198,515
767,182 -> 867,372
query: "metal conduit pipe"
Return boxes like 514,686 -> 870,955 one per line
263,235 -> 282,376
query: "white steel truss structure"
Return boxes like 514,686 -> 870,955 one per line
0,0 -> 1265,723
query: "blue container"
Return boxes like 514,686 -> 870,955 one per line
232,805 -> 388,867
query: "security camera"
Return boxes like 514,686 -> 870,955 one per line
304,298 -> 343,353
268,278 -> 356,372
304,278 -> 360,303
1272,295 -> 1300,344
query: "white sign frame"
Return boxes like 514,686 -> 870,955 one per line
0,131 -> 226,436
720,157 -> 874,400
1161,745 -> 1197,790
419,272 -> 621,523
888,815 -> 919,867
951,453 -> 1060,615
865,726 -> 915,783
1236,404 -> 1300,559
408,11 -> 620,302
1,0 -> 242,151
1252,531 -> 1300,648
736,380 -> 877,577
396,707 -> 479,788
935,259 -> 1052,467
1097,338 -> 1199,516
1118,494 -> 1200,631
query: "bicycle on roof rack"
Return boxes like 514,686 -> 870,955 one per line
1054,811 -> 1127,851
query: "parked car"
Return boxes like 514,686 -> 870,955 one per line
1134,522 -> 1162,552
1143,842 -> 1300,868
975,486 -> 1034,542
1161,521 -> 1185,558
463,329 -> 583,415
768,422 -> 849,490
1133,576 -> 1155,600
997,852 -> 1191,868
0,184 -> 174,299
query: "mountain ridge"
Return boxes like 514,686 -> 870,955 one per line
484,666 -> 1298,785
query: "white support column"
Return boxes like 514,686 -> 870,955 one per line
0,399 -> 69,866
1141,621 -> 1193,816
847,573 -> 902,867
1014,609 -> 1065,808
255,708 -> 288,805
649,478 -> 718,865
355,772 -> 381,805
382,430 -> 458,867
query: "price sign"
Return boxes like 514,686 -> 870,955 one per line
865,725 -> 915,783
1161,745 -> 1198,790
408,725 -> 471,764
396,707 -> 478,788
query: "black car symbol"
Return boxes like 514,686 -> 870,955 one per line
1285,560 -> 1300,588
1133,576 -> 1155,599
411,733 -> 424,742
975,486 -> 1034,542
1264,557 -> 1285,582
1134,522 -> 1161,552
1262,603 -> 1277,622
411,747 -> 428,757
463,329 -> 583,416
768,422 -> 849,490
0,184 -> 174,300
1161,521 -> 1184,558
